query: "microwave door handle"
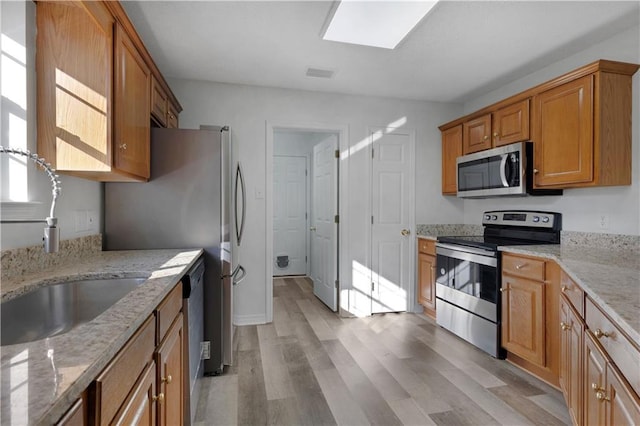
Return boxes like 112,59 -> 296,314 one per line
499,154 -> 509,187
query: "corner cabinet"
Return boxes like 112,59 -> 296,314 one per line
500,252 -> 561,387
417,238 -> 436,318
36,1 -> 182,182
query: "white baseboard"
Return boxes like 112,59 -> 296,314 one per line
233,313 -> 267,326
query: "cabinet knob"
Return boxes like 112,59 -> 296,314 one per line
153,393 -> 165,403
533,168 -> 539,174
493,132 -> 499,138
560,322 -> 571,331
499,288 -> 506,292
483,135 -> 489,141
594,328 -> 612,339
162,374 -> 173,384
595,390 -> 609,402
561,285 -> 568,292
119,143 -> 127,150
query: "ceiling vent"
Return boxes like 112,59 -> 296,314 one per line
306,67 -> 335,79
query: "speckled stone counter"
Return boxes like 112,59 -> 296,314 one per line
416,224 -> 483,237
499,243 -> 640,346
0,248 -> 203,425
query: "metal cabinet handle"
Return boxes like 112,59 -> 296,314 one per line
515,263 -> 527,270
162,375 -> 172,384
533,168 -> 539,174
594,329 -> 612,339
153,393 -> 165,403
561,322 -> 571,331
595,390 -> 609,402
561,285 -> 568,292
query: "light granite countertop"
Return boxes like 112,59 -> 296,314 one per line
0,249 -> 203,426
498,244 -> 640,346
416,230 -> 640,346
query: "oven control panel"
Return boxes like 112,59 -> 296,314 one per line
482,210 -> 561,229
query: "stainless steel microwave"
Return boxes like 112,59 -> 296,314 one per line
456,142 -> 562,198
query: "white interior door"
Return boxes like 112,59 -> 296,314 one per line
371,130 -> 414,313
311,137 -> 338,311
273,155 -> 307,276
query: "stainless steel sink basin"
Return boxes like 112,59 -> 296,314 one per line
1,277 -> 147,346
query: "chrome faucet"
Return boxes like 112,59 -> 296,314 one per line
0,146 -> 62,253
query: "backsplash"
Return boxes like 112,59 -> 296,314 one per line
561,231 -> 640,252
416,224 -> 483,237
1,234 -> 102,281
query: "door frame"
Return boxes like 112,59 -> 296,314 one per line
265,121 -> 349,322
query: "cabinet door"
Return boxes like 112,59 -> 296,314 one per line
585,333 -> 607,426
493,99 -> 530,147
112,362 -> 157,426
441,125 -> 462,194
36,1 -> 113,172
167,103 -> 179,129
114,23 -> 150,179
463,114 -> 492,154
607,364 -> 640,426
533,75 -> 594,187
560,296 -> 583,426
501,276 -> 545,366
155,314 -> 184,426
418,253 -> 436,312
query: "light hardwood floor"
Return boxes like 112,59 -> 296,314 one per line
195,276 -> 571,425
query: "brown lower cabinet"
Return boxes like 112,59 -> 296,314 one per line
87,282 -> 184,426
584,332 -> 640,425
559,295 -> 584,426
417,238 -> 436,318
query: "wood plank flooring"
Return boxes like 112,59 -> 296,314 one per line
194,277 -> 571,426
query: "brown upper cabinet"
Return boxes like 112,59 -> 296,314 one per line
461,100 -> 530,155
441,125 -> 462,194
37,1 -> 182,182
440,60 -> 638,193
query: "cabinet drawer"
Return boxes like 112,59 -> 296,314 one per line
560,270 -> 584,317
157,282 -> 182,344
585,297 -> 640,396
502,253 -> 546,281
418,238 -> 436,255
94,315 -> 155,426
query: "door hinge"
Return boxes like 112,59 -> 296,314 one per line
371,148 -> 374,159
371,282 -> 375,292
335,279 -> 339,289
305,212 -> 308,220
334,149 -> 340,158
334,214 -> 339,224
305,169 -> 308,176
371,215 -> 374,224
305,255 -> 308,263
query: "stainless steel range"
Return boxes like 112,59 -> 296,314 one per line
435,210 -> 561,358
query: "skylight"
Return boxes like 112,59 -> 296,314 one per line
322,1 -> 438,50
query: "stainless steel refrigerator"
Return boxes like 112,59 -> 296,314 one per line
104,127 -> 245,416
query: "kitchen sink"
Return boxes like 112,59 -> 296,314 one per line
1,277 -> 147,346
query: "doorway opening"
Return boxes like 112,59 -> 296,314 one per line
270,127 -> 340,313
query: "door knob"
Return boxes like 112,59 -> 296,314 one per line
401,229 -> 410,236
310,227 -> 317,231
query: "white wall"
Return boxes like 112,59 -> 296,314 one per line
461,25 -> 640,235
168,78 -> 461,323
0,0 -> 102,250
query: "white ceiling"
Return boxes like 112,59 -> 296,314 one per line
122,1 -> 640,103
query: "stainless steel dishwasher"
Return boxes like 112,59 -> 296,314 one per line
182,256 -> 205,426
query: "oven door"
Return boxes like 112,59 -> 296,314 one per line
435,243 -> 499,322
456,142 -> 525,198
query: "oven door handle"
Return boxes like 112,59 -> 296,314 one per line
436,244 -> 497,267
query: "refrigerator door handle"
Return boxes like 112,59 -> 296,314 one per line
234,162 -> 246,246
232,265 -> 246,285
